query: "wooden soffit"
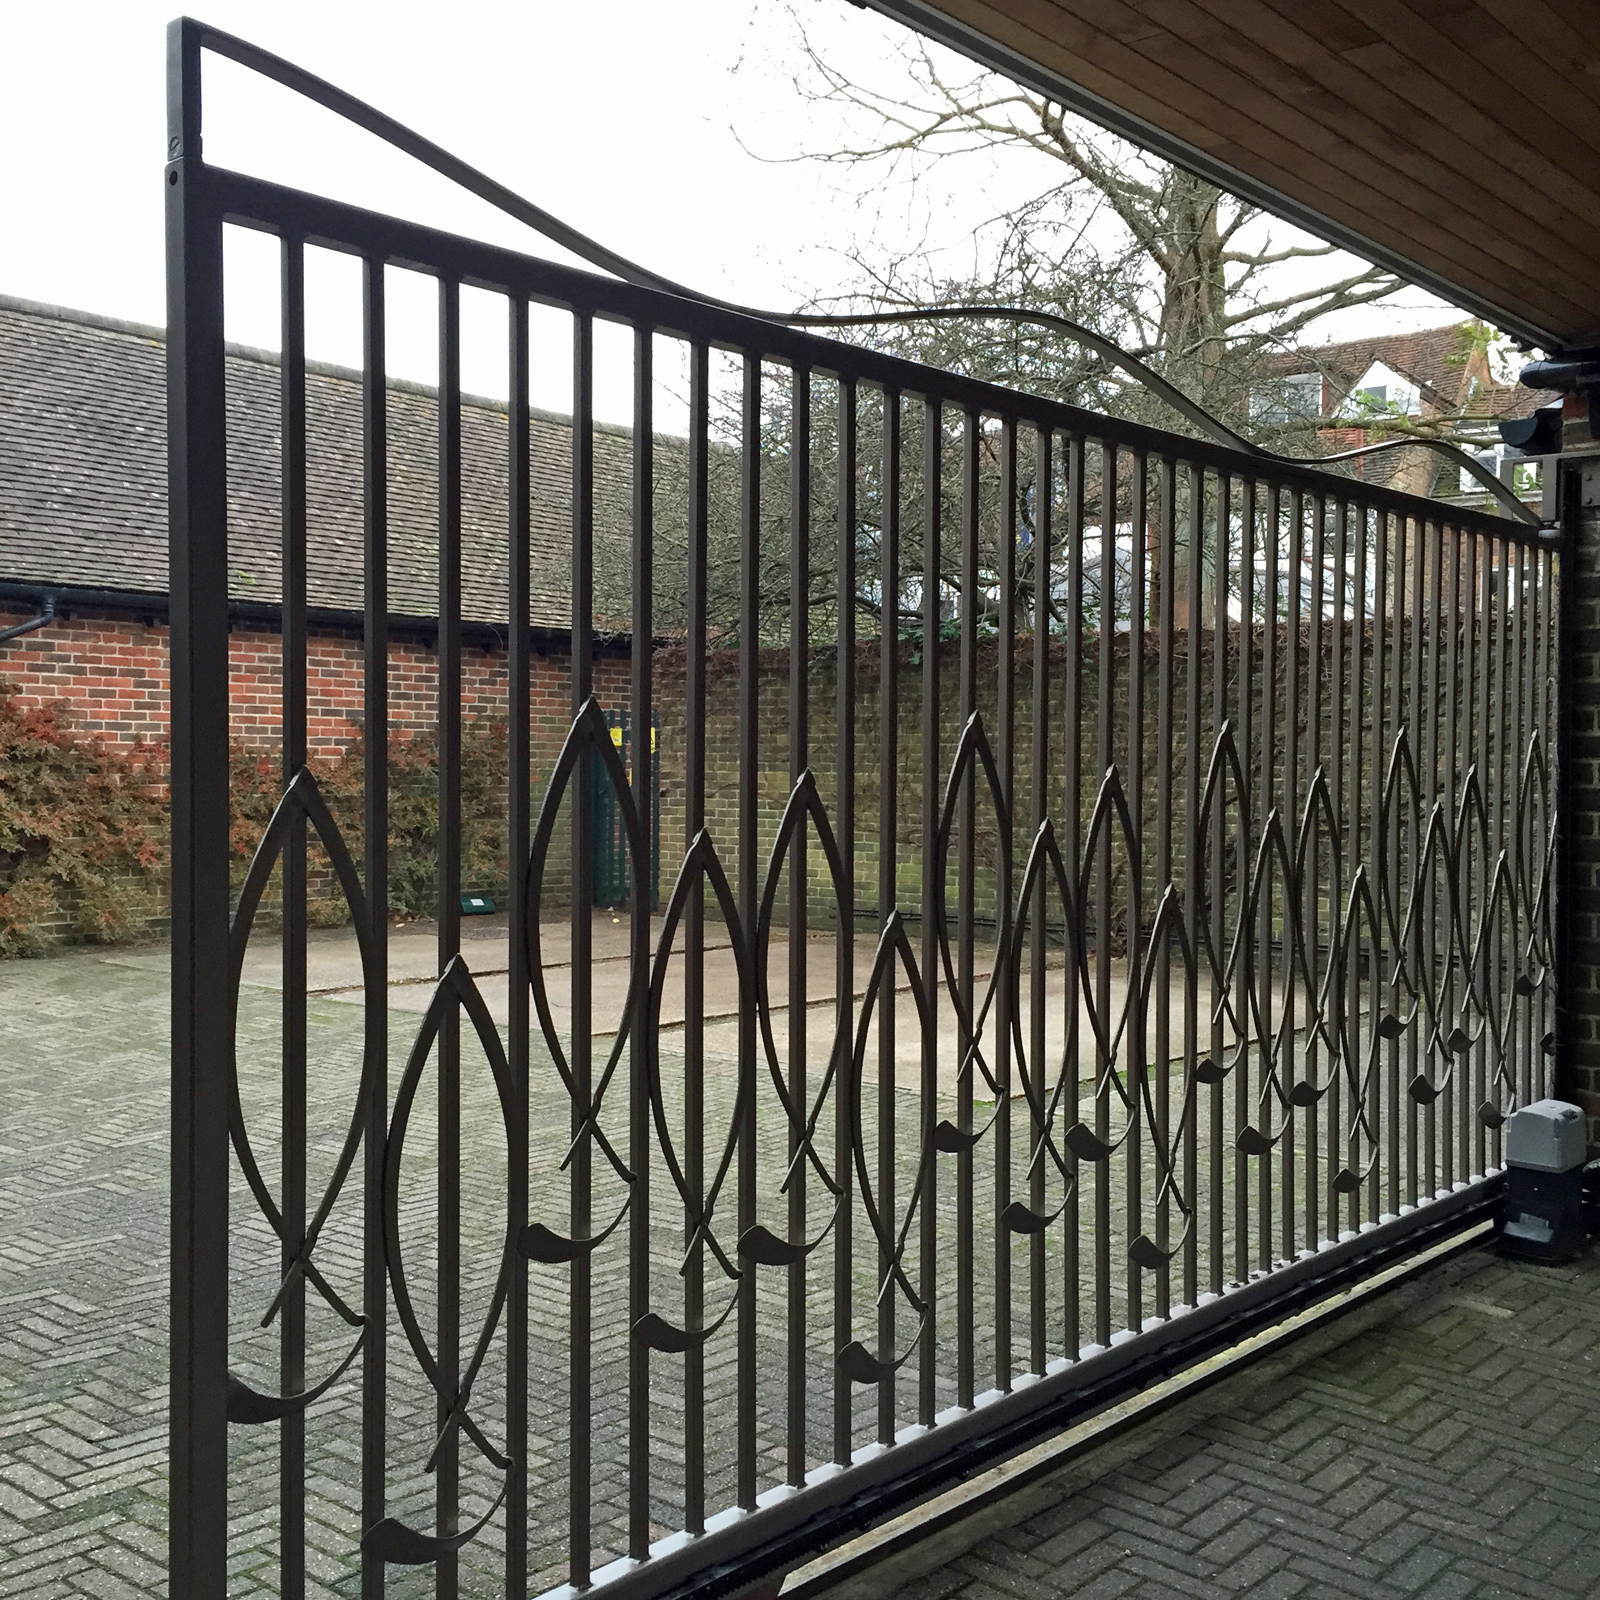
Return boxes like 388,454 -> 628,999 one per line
866,0 -> 1600,351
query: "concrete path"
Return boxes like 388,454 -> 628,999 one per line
102,911 -> 1281,1099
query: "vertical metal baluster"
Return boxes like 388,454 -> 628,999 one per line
1515,543 -> 1532,1105
1088,444 -> 1113,1344
835,376 -> 858,1462
1478,531 -> 1491,1171
506,299 -> 532,1596
995,416 -> 1017,1392
791,365 -> 813,1476
166,21 -> 230,1587
1209,472 -> 1229,1294
1064,437 -> 1085,1352
1258,488 -> 1280,1272
876,385 -> 897,1440
1442,527 -> 1461,1191
1093,445 -> 1118,1338
567,308 -> 595,1587
1182,465 -> 1202,1305
957,408 -> 978,1405
1491,538 -> 1509,1159
1371,509 -> 1390,1226
1539,545 -> 1555,1096
1329,500 -> 1348,1240
1153,458 -> 1175,1316
626,321 -> 653,1557
1491,537 -> 1504,1152
1501,537 -> 1518,1112
278,234 -> 308,1600
1306,492 -> 1325,1250
1236,481 -> 1256,1282
1341,502 -> 1360,1237
1424,519 -> 1443,1199
738,355 -> 761,1507
1127,452 -> 1148,1311
508,297 -> 534,1587
919,397 -> 941,1427
1283,491 -> 1303,1261
1093,443 -> 1115,1342
1472,527 -> 1490,1177
1028,427 -> 1052,1375
1407,517 -> 1426,1210
684,342 -> 709,1534
1388,515 -> 1408,1218
359,256 -> 389,1600
436,280 -> 463,1600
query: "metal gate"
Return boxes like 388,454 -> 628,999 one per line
166,20 -> 1561,1598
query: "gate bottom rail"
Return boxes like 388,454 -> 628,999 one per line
547,1176 -> 1503,1600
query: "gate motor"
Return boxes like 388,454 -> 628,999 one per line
1498,1098 -> 1587,1264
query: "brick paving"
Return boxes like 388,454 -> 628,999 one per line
3,939 -> 1587,1598
819,1248 -> 1600,1600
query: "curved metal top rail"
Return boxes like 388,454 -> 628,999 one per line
166,15 -> 1549,537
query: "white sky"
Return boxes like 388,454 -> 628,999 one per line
2,0 -> 1468,425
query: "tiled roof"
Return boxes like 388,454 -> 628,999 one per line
0,295 -> 635,629
1269,321 -> 1540,422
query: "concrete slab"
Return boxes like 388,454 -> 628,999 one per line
99,909 -> 1291,1098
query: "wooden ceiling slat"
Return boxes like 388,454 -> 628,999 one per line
1426,5 -> 1600,159
891,0 -> 1600,341
1246,0 -> 1600,230
1046,0 -> 1598,293
1338,0 -> 1600,190
1479,0 -> 1600,73
1154,0 -> 1600,267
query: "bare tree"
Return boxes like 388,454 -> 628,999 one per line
764,23 -> 1410,443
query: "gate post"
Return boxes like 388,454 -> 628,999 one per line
165,18 -> 232,1595
1560,452 -> 1600,1157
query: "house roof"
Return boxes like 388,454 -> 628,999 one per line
867,1 -> 1600,351
1270,323 -> 1541,422
0,294 -> 635,631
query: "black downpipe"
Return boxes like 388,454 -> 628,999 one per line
0,588 -> 58,645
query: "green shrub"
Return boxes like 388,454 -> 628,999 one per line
229,718 -> 511,924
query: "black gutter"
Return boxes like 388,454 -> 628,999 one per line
0,581 -> 629,652
0,587 -> 57,645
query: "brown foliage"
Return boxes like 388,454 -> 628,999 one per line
0,680 -> 167,955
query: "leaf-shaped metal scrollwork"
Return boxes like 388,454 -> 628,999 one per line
931,714 -> 1015,1114
633,830 -> 754,1352
747,769 -> 853,1263
226,767 -> 375,1424
1003,817 -> 1081,1237
365,955 -> 517,1565
839,912 -> 935,1384
522,696 -> 643,1261
1063,764 -> 1143,1164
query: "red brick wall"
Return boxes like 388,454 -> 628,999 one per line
0,609 -> 169,747
0,605 -> 631,765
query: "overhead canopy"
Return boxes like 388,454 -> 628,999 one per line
867,0 -> 1600,352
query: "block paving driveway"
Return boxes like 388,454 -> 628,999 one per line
3,940 -> 1599,1598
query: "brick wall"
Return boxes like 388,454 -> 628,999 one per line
0,602 -> 632,943
0,604 -> 628,757
653,629 -> 1333,938
0,609 -> 169,747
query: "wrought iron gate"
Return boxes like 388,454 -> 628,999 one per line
166,20 -> 1561,1598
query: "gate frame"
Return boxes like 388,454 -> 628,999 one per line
164,17 -> 1560,1597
